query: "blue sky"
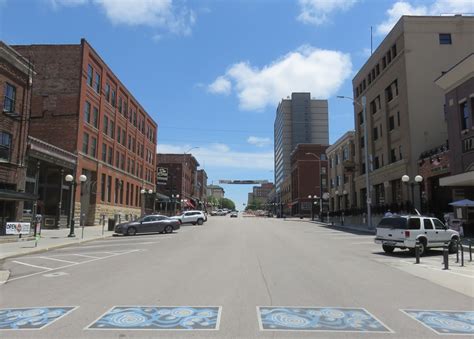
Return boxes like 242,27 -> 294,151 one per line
1,0 -> 472,208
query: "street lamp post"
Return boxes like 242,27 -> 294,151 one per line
306,152 -> 325,221
401,175 -> 423,213
65,173 -> 87,237
337,95 -> 372,229
171,194 -> 180,215
308,194 -> 318,220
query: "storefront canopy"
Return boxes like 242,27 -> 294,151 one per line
440,171 -> 474,187
0,190 -> 38,201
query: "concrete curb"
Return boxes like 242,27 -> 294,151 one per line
0,233 -> 114,261
0,270 -> 10,285
309,220 -> 376,235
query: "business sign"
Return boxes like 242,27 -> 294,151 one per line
6,222 -> 31,235
219,180 -> 269,184
157,167 -> 168,185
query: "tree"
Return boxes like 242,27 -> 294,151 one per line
219,197 -> 235,210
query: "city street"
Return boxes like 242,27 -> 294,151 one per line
1,216 -> 473,338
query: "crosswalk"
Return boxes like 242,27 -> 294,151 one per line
0,305 -> 472,334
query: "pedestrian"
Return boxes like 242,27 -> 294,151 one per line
384,210 -> 393,217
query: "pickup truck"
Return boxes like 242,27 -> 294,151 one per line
374,215 -> 459,255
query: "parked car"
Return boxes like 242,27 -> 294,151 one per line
171,210 -> 207,225
115,215 -> 180,236
374,215 -> 459,255
230,211 -> 238,218
215,209 -> 226,216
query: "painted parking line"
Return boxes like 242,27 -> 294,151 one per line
399,260 -> 474,279
11,261 -> 53,271
401,309 -> 474,335
70,254 -> 100,259
257,306 -> 393,333
86,306 -> 222,330
7,250 -> 142,283
37,257 -> 78,264
0,307 -> 77,330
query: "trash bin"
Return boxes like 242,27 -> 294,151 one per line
108,218 -> 116,231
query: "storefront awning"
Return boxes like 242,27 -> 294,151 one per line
0,190 -> 38,201
155,192 -> 171,201
440,171 -> 474,187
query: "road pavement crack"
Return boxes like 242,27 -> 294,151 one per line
256,255 -> 273,306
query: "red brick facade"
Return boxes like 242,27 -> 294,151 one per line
0,42 -> 34,224
13,40 -> 157,224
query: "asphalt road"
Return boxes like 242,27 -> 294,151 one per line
1,216 -> 473,338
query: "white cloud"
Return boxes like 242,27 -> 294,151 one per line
50,0 -> 195,35
376,0 -> 474,35
207,76 -> 232,95
297,0 -> 358,25
247,136 -> 272,147
208,45 -> 352,111
157,143 -> 273,170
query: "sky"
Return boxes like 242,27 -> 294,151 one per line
1,0 -> 473,209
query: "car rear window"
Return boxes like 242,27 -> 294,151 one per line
377,217 -> 407,229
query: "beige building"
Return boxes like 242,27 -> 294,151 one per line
352,15 -> 474,211
326,131 -> 356,212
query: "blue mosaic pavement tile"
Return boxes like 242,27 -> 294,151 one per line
402,310 -> 474,335
258,307 -> 392,332
0,307 -> 77,330
88,306 -> 221,330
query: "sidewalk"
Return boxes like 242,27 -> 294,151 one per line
0,225 -> 114,261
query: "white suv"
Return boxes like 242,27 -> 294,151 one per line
171,210 -> 207,225
374,215 -> 459,255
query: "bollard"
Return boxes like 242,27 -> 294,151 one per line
443,245 -> 449,270
469,240 -> 472,262
460,243 -> 464,267
456,240 -> 459,263
415,240 -> 420,264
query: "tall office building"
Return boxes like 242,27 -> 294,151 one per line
274,93 -> 329,191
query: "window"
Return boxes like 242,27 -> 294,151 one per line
120,180 -> 124,204
118,97 -> 123,113
361,162 -> 366,174
110,120 -> 115,138
389,117 -> 395,131
382,56 -> 386,69
321,167 -> 326,174
379,124 -> 383,137
128,135 -> 132,150
111,88 -> 116,107
87,64 -> 93,86
376,64 -> 380,76
90,137 -> 97,158
343,146 -> 349,161
391,148 -> 396,163
0,132 -> 12,161
335,154 -> 339,165
373,127 -> 378,141
101,143 -> 107,161
107,175 -> 112,202
92,107 -> 98,128
391,44 -> 397,58
433,219 -> 446,230
439,33 -> 452,45
133,111 -> 137,126
122,130 -> 126,145
105,83 -> 110,102
387,50 -> 392,63
3,83 -> 16,112
385,80 -> 398,102
120,153 -> 125,170
399,145 -> 403,160
115,179 -> 120,204
115,151 -> 120,168
126,182 -> 130,205
82,133 -> 89,154
108,146 -> 113,165
424,219 -> 433,230
101,173 -> 106,202
358,111 -> 364,125
320,154 -> 327,160
103,116 -> 109,135
397,111 -> 400,126
117,126 -> 121,143
84,101 -> 91,124
94,72 -> 101,93
374,156 -> 380,170
460,102 -> 470,130
408,218 -> 420,230
360,136 -> 365,148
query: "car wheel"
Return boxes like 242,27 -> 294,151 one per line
410,239 -> 426,256
197,219 -> 203,225
127,227 -> 137,236
448,238 -> 458,254
382,245 -> 395,253
164,225 -> 173,234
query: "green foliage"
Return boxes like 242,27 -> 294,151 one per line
219,198 -> 235,210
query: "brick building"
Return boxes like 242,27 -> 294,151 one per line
207,185 -> 225,200
290,144 -> 328,217
14,39 -> 157,225
156,153 -> 200,210
0,41 -> 35,232
197,169 -> 208,208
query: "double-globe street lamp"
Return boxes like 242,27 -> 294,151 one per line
307,194 -> 319,221
140,188 -> 154,216
402,175 -> 423,213
336,95 -> 372,229
65,173 -> 87,237
305,152 -> 325,221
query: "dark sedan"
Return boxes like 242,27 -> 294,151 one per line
114,215 -> 180,236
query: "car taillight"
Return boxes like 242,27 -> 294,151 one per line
405,230 -> 410,237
